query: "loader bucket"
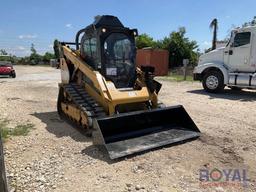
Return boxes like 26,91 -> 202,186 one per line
92,105 -> 200,159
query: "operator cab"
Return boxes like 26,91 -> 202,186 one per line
77,15 -> 138,88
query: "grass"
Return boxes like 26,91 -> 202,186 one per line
158,72 -> 194,82
11,124 -> 35,136
35,64 -> 51,67
0,119 -> 35,142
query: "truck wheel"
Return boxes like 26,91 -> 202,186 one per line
202,71 -> 224,93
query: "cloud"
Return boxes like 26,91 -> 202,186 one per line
17,46 -> 26,50
225,15 -> 231,19
65,23 -> 73,28
203,41 -> 211,46
200,41 -> 212,51
18,34 -> 38,39
4,46 -> 30,56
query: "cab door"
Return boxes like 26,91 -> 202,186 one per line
250,32 -> 256,70
227,32 -> 253,72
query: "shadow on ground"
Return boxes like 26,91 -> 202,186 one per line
80,144 -> 152,164
81,136 -> 200,164
33,111 -> 116,163
81,145 -> 117,164
188,89 -> 256,102
32,111 -> 90,142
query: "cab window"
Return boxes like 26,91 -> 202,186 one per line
90,38 -> 97,58
82,38 -> 98,68
233,32 -> 251,47
83,39 -> 91,55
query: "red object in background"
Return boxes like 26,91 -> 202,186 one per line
0,62 -> 16,78
136,49 -> 169,76
0,65 -> 12,74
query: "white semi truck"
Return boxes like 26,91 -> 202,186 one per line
193,25 -> 256,93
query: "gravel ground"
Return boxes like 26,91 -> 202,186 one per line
0,65 -> 255,192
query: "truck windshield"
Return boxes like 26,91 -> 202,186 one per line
103,33 -> 136,88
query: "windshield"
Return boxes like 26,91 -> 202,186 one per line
103,33 -> 136,88
0,61 -> 12,66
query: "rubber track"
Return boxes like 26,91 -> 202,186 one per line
62,83 -> 106,121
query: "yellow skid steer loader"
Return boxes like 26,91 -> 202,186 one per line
56,15 -> 200,159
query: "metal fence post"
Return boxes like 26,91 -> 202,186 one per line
0,132 -> 8,192
183,59 -> 189,80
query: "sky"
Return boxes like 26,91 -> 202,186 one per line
0,0 -> 256,57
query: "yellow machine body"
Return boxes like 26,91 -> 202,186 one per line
60,45 -> 157,115
56,15 -> 200,159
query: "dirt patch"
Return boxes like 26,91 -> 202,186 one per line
198,133 -> 244,166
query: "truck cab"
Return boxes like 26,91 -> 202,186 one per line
194,26 -> 256,92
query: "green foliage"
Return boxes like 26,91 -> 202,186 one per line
242,16 -> 256,27
18,57 -> 30,65
17,44 -> 55,65
43,52 -> 55,62
158,72 -> 194,82
29,43 -> 42,65
53,39 -> 60,59
0,119 -> 10,141
158,27 -> 198,66
0,119 -> 35,142
0,55 -> 18,63
11,124 -> 35,136
135,33 -> 156,49
30,43 -> 37,55
0,49 -> 8,55
135,28 -> 198,67
1,42 -> 56,65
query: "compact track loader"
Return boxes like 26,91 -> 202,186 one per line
56,15 -> 200,159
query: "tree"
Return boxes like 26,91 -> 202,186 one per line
135,33 -> 155,49
242,16 -> 256,27
0,49 -> 17,63
252,16 -> 256,25
210,18 -> 218,50
0,49 -> 8,55
43,52 -> 55,62
135,28 -> 198,67
30,43 -> 37,55
157,27 -> 198,67
29,44 -> 41,65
